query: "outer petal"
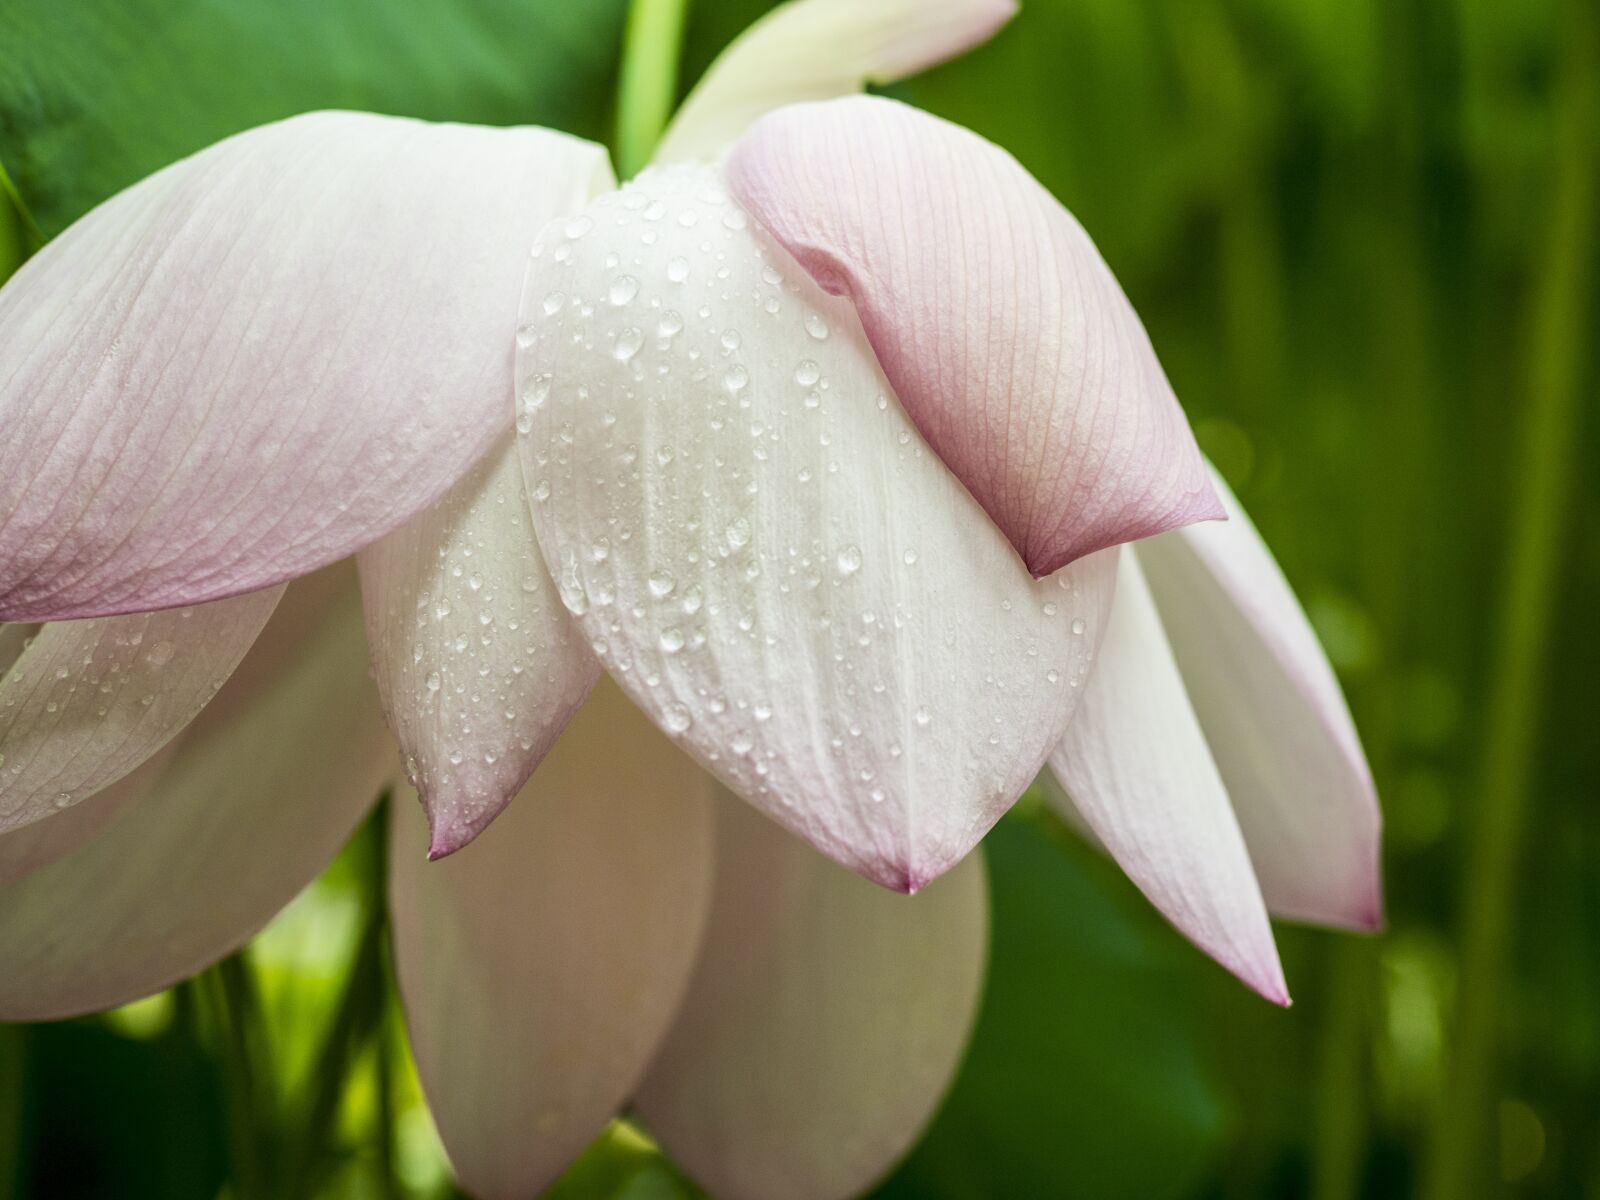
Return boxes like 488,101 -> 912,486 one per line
358,440 -> 601,858
0,111 -> 611,621
0,565 -> 392,1019
0,746 -> 171,886
1137,469 -> 1382,929
726,96 -> 1223,578
388,678 -> 714,1200
636,793 -> 988,1200
0,586 -> 281,834
655,0 -> 1015,164
517,165 -> 1117,891
1044,549 -> 1287,1003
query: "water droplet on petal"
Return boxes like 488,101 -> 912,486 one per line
608,275 -> 639,305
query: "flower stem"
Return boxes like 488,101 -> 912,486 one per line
1423,3 -> 1598,1194
614,0 -> 692,178
0,1025 -> 26,1200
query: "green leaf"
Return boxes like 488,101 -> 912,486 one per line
0,0 -> 628,236
872,812 -> 1225,1200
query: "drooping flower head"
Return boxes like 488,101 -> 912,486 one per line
0,1 -> 1380,1195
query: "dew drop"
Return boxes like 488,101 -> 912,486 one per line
836,544 -> 863,576
667,256 -> 690,282
804,312 -> 829,340
558,571 -> 590,616
542,290 -> 566,316
794,359 -> 820,387
1071,617 -> 1087,636
608,275 -> 640,305
648,570 -> 676,599
664,703 -> 693,733
914,705 -> 933,728
613,327 -> 645,361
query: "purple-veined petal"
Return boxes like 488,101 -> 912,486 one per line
1137,468 -> 1382,930
0,745 -> 172,886
517,165 -> 1117,892
726,96 -> 1222,578
0,565 -> 392,1019
358,439 -> 601,858
0,112 -> 611,621
636,791 -> 988,1200
655,0 -> 1015,164
1044,549 -> 1287,1002
0,587 -> 281,834
388,678 -> 714,1200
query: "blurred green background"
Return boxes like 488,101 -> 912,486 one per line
1,0 -> 1595,1195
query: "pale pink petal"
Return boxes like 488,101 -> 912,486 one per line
655,0 -> 1015,163
0,587 -> 281,834
1137,468 -> 1382,929
0,565 -> 393,1019
388,678 -> 714,1200
0,745 -> 173,886
636,793 -> 988,1200
1044,549 -> 1287,1002
518,165 -> 1117,892
0,112 -> 611,620
358,440 -> 600,858
726,96 -> 1222,578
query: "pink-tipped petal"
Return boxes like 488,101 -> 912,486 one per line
637,793 -> 989,1200
0,112 -> 611,621
388,678 -> 714,1200
358,440 -> 600,857
518,165 -> 1117,892
1138,468 -> 1382,930
0,565 -> 393,1019
726,96 -> 1223,577
0,587 -> 281,834
656,0 -> 1015,164
1045,549 -> 1287,1003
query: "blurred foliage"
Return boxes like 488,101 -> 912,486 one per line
2,0 -> 1598,1195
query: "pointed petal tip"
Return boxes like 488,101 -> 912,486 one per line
420,792 -> 499,862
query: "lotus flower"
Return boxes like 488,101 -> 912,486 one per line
0,0 -> 1380,1195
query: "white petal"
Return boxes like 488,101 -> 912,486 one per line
656,0 -> 1015,163
517,165 -> 1117,891
1045,549 -> 1286,1002
358,439 -> 600,857
637,792 -> 988,1200
0,587 -> 281,834
0,746 -> 172,886
0,565 -> 393,1019
1138,470 -> 1382,929
388,678 -> 714,1200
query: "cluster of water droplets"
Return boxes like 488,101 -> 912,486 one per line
514,163 -> 1109,869
366,451 -> 594,842
0,604 -> 239,825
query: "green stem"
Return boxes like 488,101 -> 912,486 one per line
203,954 -> 274,1200
614,0 -> 692,178
0,160 -> 44,255
0,1025 -> 26,1200
1423,4 -> 1598,1195
287,797 -> 392,1196
1310,941 -> 1375,1200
